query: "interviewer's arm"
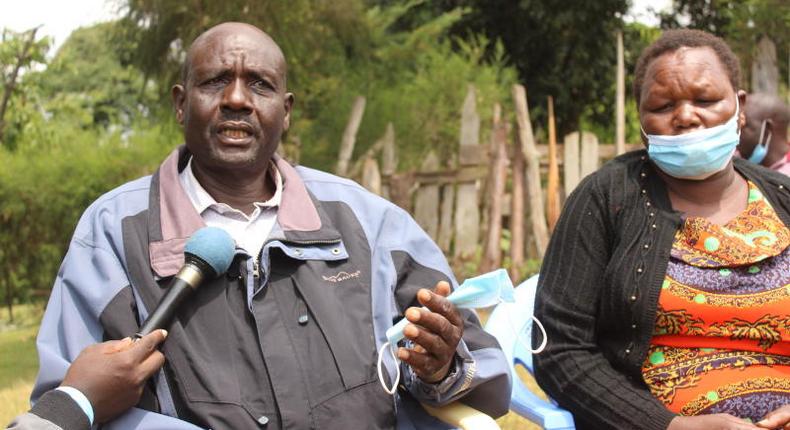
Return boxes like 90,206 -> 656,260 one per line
5,331 -> 166,430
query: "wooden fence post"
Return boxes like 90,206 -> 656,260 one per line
335,96 -> 366,176
513,84 -> 549,259
510,119 -> 526,279
563,131 -> 580,197
381,123 -> 396,200
361,156 -> 382,196
580,131 -> 600,179
480,104 -> 507,273
454,85 -> 482,259
615,30 -> 626,156
546,96 -> 560,232
413,151 -> 441,239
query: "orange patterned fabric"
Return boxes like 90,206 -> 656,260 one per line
642,182 -> 790,421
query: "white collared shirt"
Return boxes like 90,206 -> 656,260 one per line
178,157 -> 282,258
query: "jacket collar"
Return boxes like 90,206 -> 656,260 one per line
149,146 -> 340,277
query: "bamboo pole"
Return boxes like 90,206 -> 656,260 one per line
546,96 -> 561,232
512,84 -> 549,259
615,30 -> 626,156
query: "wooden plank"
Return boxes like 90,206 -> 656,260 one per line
752,35 -> 779,95
454,85 -> 481,258
437,184 -> 455,253
513,84 -> 549,259
563,132 -> 580,197
615,30 -> 626,156
546,96 -> 560,233
580,131 -> 600,179
335,96 -> 366,176
414,152 -> 441,239
458,85 -> 481,165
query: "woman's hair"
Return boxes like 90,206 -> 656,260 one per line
633,29 -> 741,105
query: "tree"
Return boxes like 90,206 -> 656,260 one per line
659,0 -> 790,92
376,0 -> 629,138
0,27 -> 50,148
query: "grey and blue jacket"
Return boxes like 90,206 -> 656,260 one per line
32,146 -> 511,429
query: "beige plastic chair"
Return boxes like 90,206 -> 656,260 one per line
423,400 -> 501,429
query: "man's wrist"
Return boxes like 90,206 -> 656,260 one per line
56,386 -> 95,425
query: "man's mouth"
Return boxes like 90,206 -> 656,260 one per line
220,129 -> 251,139
217,122 -> 255,141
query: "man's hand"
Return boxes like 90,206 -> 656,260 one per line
61,330 -> 168,424
758,405 -> 790,429
399,281 -> 463,383
668,414 -> 760,430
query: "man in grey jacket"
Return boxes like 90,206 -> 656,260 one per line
31,22 -> 510,429
7,330 -> 166,430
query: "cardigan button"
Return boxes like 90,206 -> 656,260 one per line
641,189 -> 646,194
646,202 -> 651,207
631,324 -> 637,329
625,348 -> 631,355
640,172 -> 646,178
630,295 -> 637,301
652,224 -> 657,229
643,244 -> 649,249
636,267 -> 643,273
780,185 -> 785,190
649,212 -> 655,217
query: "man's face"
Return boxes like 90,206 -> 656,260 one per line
172,28 -> 293,173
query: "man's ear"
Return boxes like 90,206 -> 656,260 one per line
282,92 -> 294,131
172,84 -> 186,125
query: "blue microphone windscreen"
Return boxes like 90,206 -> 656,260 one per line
184,227 -> 236,276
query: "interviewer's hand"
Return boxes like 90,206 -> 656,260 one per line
668,414 -> 760,430
399,281 -> 463,383
61,330 -> 167,423
757,405 -> 790,429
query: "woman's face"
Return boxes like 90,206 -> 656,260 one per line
639,46 -> 745,138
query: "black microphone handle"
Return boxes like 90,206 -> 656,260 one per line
135,262 -> 206,338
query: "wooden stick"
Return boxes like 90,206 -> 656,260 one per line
546,96 -> 560,232
510,117 -> 526,279
480,104 -> 507,272
512,84 -> 549,259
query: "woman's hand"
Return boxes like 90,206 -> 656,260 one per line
757,405 -> 790,429
668,415 -> 760,430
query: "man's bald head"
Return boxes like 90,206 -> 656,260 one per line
180,22 -> 287,86
745,93 -> 790,126
739,92 -> 790,166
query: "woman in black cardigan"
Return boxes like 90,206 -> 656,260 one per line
534,29 -> 790,430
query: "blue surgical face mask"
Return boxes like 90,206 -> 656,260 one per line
644,97 -> 741,180
747,119 -> 772,165
376,269 -> 520,395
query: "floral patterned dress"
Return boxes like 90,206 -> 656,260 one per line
642,182 -> 790,422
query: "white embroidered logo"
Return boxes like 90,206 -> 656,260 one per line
322,270 -> 361,283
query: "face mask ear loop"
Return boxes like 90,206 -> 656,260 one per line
377,341 -> 400,395
501,298 -> 548,354
758,120 -> 772,153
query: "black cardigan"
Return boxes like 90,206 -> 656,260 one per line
533,150 -> 790,430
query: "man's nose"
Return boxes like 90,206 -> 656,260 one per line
221,78 -> 253,113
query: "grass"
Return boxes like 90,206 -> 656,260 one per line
0,303 -> 545,429
0,303 -> 42,425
